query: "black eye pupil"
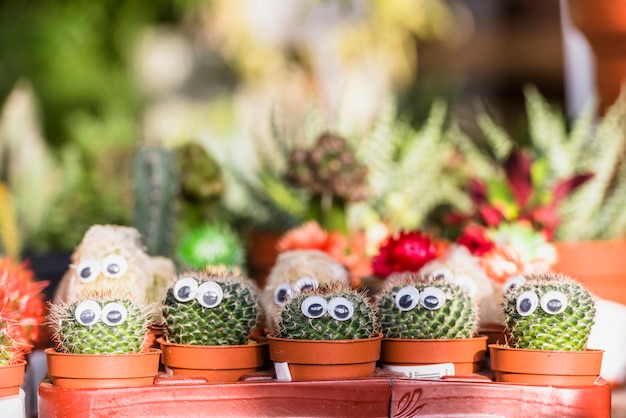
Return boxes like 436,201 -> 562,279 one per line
178,286 -> 192,299
80,268 -> 92,279
334,305 -> 349,319
107,264 -> 120,275
519,298 -> 533,313
424,295 -> 439,309
308,303 -> 324,317
202,291 -> 218,306
399,294 -> 413,309
301,284 -> 314,292
80,310 -> 96,324
106,310 -> 122,324
277,289 -> 288,303
547,299 -> 562,312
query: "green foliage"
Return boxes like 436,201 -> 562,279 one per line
176,223 -> 245,270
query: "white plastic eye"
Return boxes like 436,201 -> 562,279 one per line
395,286 -> 420,311
429,268 -> 454,281
301,296 -> 328,319
274,283 -> 291,305
173,277 -> 199,302
74,300 -> 102,326
328,297 -> 354,321
101,254 -> 128,279
196,282 -> 224,308
101,302 -> 128,326
292,277 -> 319,294
516,290 -> 539,316
504,276 -> 526,295
540,291 -> 568,315
419,287 -> 447,310
75,259 -> 100,283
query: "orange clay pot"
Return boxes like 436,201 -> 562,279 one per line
552,240 -> 626,305
268,334 -> 382,381
489,344 -> 604,386
158,338 -> 269,382
380,336 -> 488,377
0,361 -> 26,397
479,323 -> 509,346
45,348 -> 161,388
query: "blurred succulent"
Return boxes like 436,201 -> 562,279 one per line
176,223 -> 245,270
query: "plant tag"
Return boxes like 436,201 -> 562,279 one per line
382,363 -> 455,380
273,362 -> 292,381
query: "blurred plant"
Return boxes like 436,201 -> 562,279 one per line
176,223 -> 245,271
0,314 -> 30,366
371,230 -> 444,279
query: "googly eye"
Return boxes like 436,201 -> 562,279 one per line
101,302 -> 128,326
540,291 -> 568,315
429,268 -> 454,281
74,300 -> 102,326
328,297 -> 354,321
173,277 -> 199,302
516,290 -> 539,316
292,277 -> 320,294
196,282 -> 224,308
504,275 -> 526,295
75,259 -> 100,283
395,286 -> 420,311
274,283 -> 291,305
101,254 -> 128,279
301,296 -> 328,319
419,287 -> 446,310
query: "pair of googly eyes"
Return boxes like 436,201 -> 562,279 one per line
274,277 -> 319,305
516,290 -> 568,316
75,255 -> 128,283
75,300 -> 128,327
301,296 -> 354,321
395,286 -> 447,311
173,277 -> 224,308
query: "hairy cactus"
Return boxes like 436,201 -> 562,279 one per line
132,145 -> 179,257
48,290 -> 155,354
503,273 -> 595,351
376,272 -> 479,339
162,268 -> 260,346
275,282 -> 379,340
0,315 -> 29,366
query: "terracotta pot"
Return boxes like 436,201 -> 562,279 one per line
479,323 -> 508,346
158,338 -> 269,382
246,229 -> 282,288
45,348 -> 161,388
268,334 -> 382,381
552,240 -> 626,305
380,336 -> 487,377
569,0 -> 626,113
489,344 -> 604,385
0,361 -> 26,397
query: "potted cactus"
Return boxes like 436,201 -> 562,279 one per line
158,268 -> 268,382
0,314 -> 30,397
268,282 -> 381,381
489,273 -> 603,385
45,290 -> 161,388
375,270 -> 488,379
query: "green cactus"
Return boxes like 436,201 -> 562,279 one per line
0,316 -> 28,366
376,272 -> 479,339
48,290 -> 155,354
275,282 -> 379,340
503,273 -> 596,351
176,223 -> 245,270
132,145 -> 179,257
162,268 -> 260,346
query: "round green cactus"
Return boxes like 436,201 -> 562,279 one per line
503,273 -> 596,351
162,269 -> 260,346
48,290 -> 154,354
275,282 -> 379,340
376,272 -> 479,339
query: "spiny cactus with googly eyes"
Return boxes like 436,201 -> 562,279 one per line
275,282 -> 379,340
375,271 -> 479,339
503,273 -> 595,351
162,268 -> 260,346
47,290 -> 155,354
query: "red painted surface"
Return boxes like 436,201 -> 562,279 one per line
38,374 -> 612,417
